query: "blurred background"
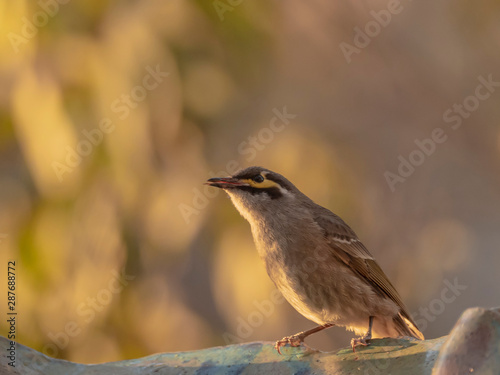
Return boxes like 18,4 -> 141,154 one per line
1,0 -> 499,364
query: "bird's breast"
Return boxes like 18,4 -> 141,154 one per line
249,219 -> 394,325
249,220 -> 337,323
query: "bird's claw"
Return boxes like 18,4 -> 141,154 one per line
350,336 -> 371,352
275,334 -> 303,354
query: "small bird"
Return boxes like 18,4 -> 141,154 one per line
206,166 -> 423,353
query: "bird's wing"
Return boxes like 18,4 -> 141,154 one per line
313,210 -> 422,335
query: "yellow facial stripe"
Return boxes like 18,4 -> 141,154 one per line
243,178 -> 279,189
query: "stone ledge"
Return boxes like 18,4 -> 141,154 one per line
1,307 -> 499,375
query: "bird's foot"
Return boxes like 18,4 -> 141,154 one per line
275,334 -> 304,355
351,334 -> 371,352
274,324 -> 334,354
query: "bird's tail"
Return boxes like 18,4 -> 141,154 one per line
393,313 -> 425,340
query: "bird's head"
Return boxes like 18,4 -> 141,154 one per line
206,166 -> 306,223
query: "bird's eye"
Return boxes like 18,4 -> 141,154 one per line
252,174 -> 264,183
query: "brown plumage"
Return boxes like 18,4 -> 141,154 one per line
206,166 -> 423,353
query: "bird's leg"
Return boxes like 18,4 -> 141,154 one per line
351,316 -> 374,352
275,323 -> 334,354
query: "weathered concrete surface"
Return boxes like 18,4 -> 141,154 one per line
433,306 -> 500,375
0,336 -> 446,375
1,307 -> 499,375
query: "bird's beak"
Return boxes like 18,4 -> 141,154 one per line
205,177 -> 249,189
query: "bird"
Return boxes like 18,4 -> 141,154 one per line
206,166 -> 424,354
